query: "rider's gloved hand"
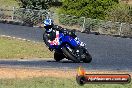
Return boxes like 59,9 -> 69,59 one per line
69,29 -> 77,38
63,29 -> 69,35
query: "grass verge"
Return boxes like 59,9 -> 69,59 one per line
0,0 -> 19,9
0,37 -> 53,59
0,77 -> 131,88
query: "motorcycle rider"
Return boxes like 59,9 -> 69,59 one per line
43,18 -> 77,50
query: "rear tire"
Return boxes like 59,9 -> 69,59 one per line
62,46 -> 80,63
54,52 -> 64,62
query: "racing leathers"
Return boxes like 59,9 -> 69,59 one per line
44,25 -> 77,51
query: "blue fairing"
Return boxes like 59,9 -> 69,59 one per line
61,36 -> 78,47
49,32 -> 80,49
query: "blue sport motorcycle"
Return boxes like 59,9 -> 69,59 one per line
43,28 -> 92,63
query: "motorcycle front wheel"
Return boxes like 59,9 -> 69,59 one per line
62,46 -> 80,63
82,52 -> 92,63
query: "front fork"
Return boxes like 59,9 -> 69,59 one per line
65,44 -> 85,61
74,46 -> 84,61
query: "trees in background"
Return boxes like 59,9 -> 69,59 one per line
106,3 -> 132,23
16,0 -> 132,23
16,0 -> 62,10
59,0 -> 119,19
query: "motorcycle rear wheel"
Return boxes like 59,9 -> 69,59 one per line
54,52 -> 64,62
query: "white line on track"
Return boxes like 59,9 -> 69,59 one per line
0,34 -> 40,43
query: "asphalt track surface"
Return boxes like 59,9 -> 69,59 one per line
0,23 -> 132,71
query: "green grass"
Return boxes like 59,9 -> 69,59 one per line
0,77 -> 131,88
0,37 -> 53,59
0,0 -> 19,9
0,0 -> 19,18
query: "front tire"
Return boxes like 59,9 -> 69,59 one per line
62,46 -> 80,63
82,52 -> 92,63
